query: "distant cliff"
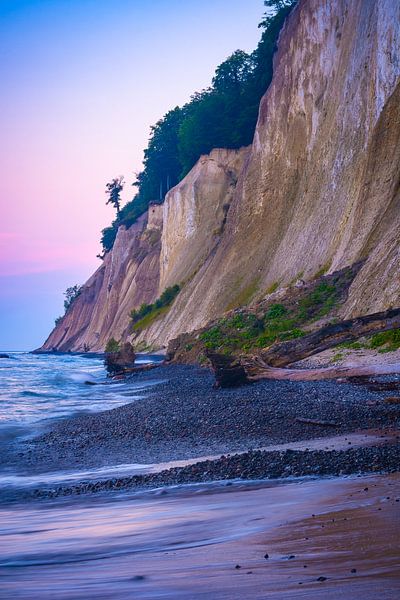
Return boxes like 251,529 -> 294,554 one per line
41,0 -> 400,353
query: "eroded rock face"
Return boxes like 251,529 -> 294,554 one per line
41,0 -> 400,352
41,213 -> 162,352
159,148 -> 249,290
137,0 -> 400,347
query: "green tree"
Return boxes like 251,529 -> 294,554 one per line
212,50 -> 255,95
64,284 -> 82,312
105,176 -> 124,216
99,1 -> 297,254
100,225 -> 118,254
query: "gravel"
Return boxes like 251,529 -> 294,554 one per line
24,444 -> 399,499
11,364 -> 400,475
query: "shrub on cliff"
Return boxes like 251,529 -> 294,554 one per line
130,285 -> 180,330
63,285 -> 82,312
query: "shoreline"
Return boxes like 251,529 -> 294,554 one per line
2,363 -> 399,502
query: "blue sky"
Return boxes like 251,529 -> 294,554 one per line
0,0 -> 264,350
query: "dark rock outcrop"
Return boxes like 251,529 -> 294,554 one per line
104,342 -> 136,375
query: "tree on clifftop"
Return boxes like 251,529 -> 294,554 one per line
105,176 -> 124,216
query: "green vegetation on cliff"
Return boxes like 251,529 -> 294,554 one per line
168,265 -> 361,363
54,284 -> 82,326
198,281 -> 340,355
105,338 -> 120,353
100,0 -> 297,253
130,285 -> 180,332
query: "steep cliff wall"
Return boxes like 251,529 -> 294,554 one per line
135,0 -> 400,348
41,150 -> 246,351
41,210 -> 162,351
42,0 -> 400,352
160,148 -> 249,290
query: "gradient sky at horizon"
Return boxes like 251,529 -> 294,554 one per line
0,0 -> 264,350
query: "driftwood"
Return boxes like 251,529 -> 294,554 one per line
207,308 -> 400,387
246,361 -> 400,381
259,308 -> 400,368
111,363 -> 159,379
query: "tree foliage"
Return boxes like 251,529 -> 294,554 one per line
63,284 -> 82,312
105,176 -> 124,215
130,285 -> 180,326
100,0 -> 297,253
105,337 -> 120,353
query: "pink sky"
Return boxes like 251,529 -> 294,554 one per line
0,0 -> 263,348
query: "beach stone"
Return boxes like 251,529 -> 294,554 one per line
0,353 -> 10,358
384,397 -> 400,404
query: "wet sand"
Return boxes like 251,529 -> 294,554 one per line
1,473 -> 399,599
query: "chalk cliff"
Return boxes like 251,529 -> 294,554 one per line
41,150 -> 247,351
41,210 -> 162,352
41,0 -> 400,353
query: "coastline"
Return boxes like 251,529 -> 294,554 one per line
3,363 -> 399,501
1,360 -> 399,598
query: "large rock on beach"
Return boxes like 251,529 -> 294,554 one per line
104,342 -> 136,375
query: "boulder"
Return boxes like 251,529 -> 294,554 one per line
104,342 -> 136,375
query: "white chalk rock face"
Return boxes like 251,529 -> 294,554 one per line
144,0 -> 400,345
41,0 -> 400,351
160,148 -> 249,291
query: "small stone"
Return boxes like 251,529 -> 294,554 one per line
384,396 -> 400,404
235,564 -> 241,569
264,553 -> 269,559
317,576 -> 327,582
351,568 -> 357,573
132,575 -> 145,581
